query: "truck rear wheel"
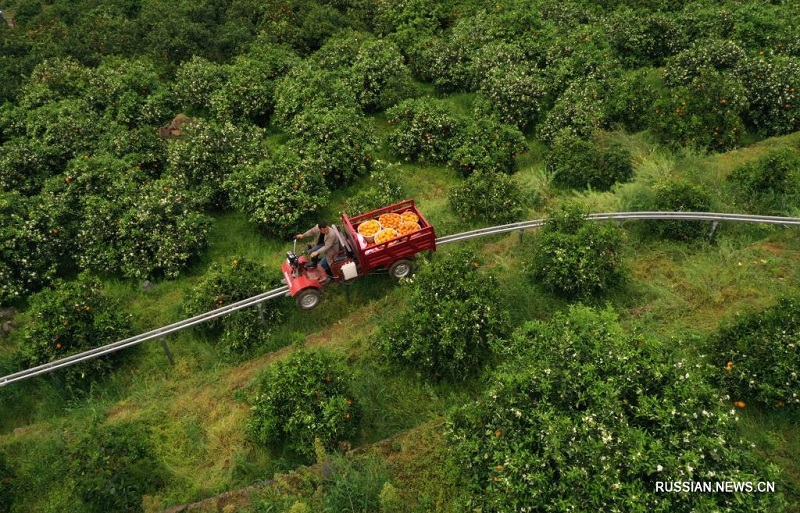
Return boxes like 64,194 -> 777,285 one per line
389,259 -> 414,281
296,288 -> 321,310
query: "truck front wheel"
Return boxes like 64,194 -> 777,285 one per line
389,259 -> 414,281
296,288 -> 321,310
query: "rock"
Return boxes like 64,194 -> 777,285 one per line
0,307 -> 17,321
2,320 -> 18,336
141,280 -> 155,291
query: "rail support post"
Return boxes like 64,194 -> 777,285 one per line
708,220 -> 720,242
518,228 -> 524,243
160,336 -> 175,366
257,302 -> 266,326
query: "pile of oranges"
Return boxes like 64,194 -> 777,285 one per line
357,219 -> 381,237
375,228 -> 398,244
397,221 -> 420,236
378,213 -> 401,229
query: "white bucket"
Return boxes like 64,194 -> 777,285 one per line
341,261 -> 358,281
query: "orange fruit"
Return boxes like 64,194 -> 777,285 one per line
733,401 -> 746,408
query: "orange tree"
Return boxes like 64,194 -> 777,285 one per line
21,273 -> 132,392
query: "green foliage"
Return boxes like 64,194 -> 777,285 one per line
273,62 -> 358,129
39,156 -> 211,280
477,64 -> 550,131
182,258 -> 283,356
450,118 -> 527,177
320,454 -> 392,512
604,67 -> 659,132
662,39 -> 746,88
530,205 -> 625,298
711,297 -> 800,409
225,148 -> 330,237
650,68 -> 747,151
448,306 -> 787,513
89,57 -> 166,127
651,179 -> 713,241
69,421 -> 167,513
448,171 -> 525,225
738,55 -> 800,136
386,97 -> 464,164
248,349 -> 359,459
21,273 -> 132,391
728,149 -> 800,215
286,106 -> 377,187
538,80 -> 607,144
173,56 -> 227,112
546,131 -> 633,190
343,162 -> 405,216
379,249 -> 510,381
164,119 -> 268,209
0,191 -> 63,301
605,8 -> 688,67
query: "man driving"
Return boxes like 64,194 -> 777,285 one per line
295,221 -> 340,284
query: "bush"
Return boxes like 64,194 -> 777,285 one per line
605,8 -> 688,67
651,179 -> 713,241
546,131 -> 633,190
183,258 -> 284,356
343,162 -> 405,216
88,57 -> 164,127
450,118 -> 527,177
164,119 -> 268,209
69,421 -> 167,513
0,191 -> 63,302
728,149 -> 800,214
448,306 -> 787,513
530,205 -> 625,298
650,68 -> 747,151
477,64 -> 550,131
248,349 -> 359,459
225,148 -> 330,237
448,171 -> 525,225
286,106 -> 377,188
173,56 -> 227,112
662,39 -> 747,87
21,273 -> 132,392
273,62 -> 358,129
347,37 -> 415,112
738,55 -> 800,136
538,79 -> 607,144
386,97 -> 464,164
378,248 -> 510,381
710,297 -> 800,409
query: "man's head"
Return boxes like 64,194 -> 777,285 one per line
318,221 -> 329,234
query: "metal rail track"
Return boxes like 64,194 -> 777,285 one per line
2,211 -> 799,388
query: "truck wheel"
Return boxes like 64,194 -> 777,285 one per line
389,259 -> 414,281
296,288 -> 321,310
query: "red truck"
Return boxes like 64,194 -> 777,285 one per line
282,199 -> 437,309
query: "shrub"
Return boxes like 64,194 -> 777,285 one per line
0,137 -> 60,195
603,67 -> 659,132
662,39 -> 747,87
737,55 -> 800,136
386,97 -> 464,164
88,57 -> 164,127
546,131 -> 634,190
248,349 -> 359,459
477,64 -> 550,131
650,68 -> 747,151
273,62 -> 358,129
530,205 -> 625,298
349,38 -> 415,112
448,171 -> 525,225
22,273 -> 132,392
183,258 -> 283,356
225,148 -> 330,237
448,306 -> 787,513
378,249 -> 510,380
651,179 -> 713,241
173,56 -> 227,112
286,106 -> 377,187
164,119 -> 268,209
538,79 -> 607,145
710,297 -> 800,409
0,191 -> 63,302
343,162 -> 405,216
17,57 -> 92,109
69,421 -> 167,513
605,8 -> 688,67
728,149 -> 800,214
209,45 -> 301,124
450,118 -> 527,177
